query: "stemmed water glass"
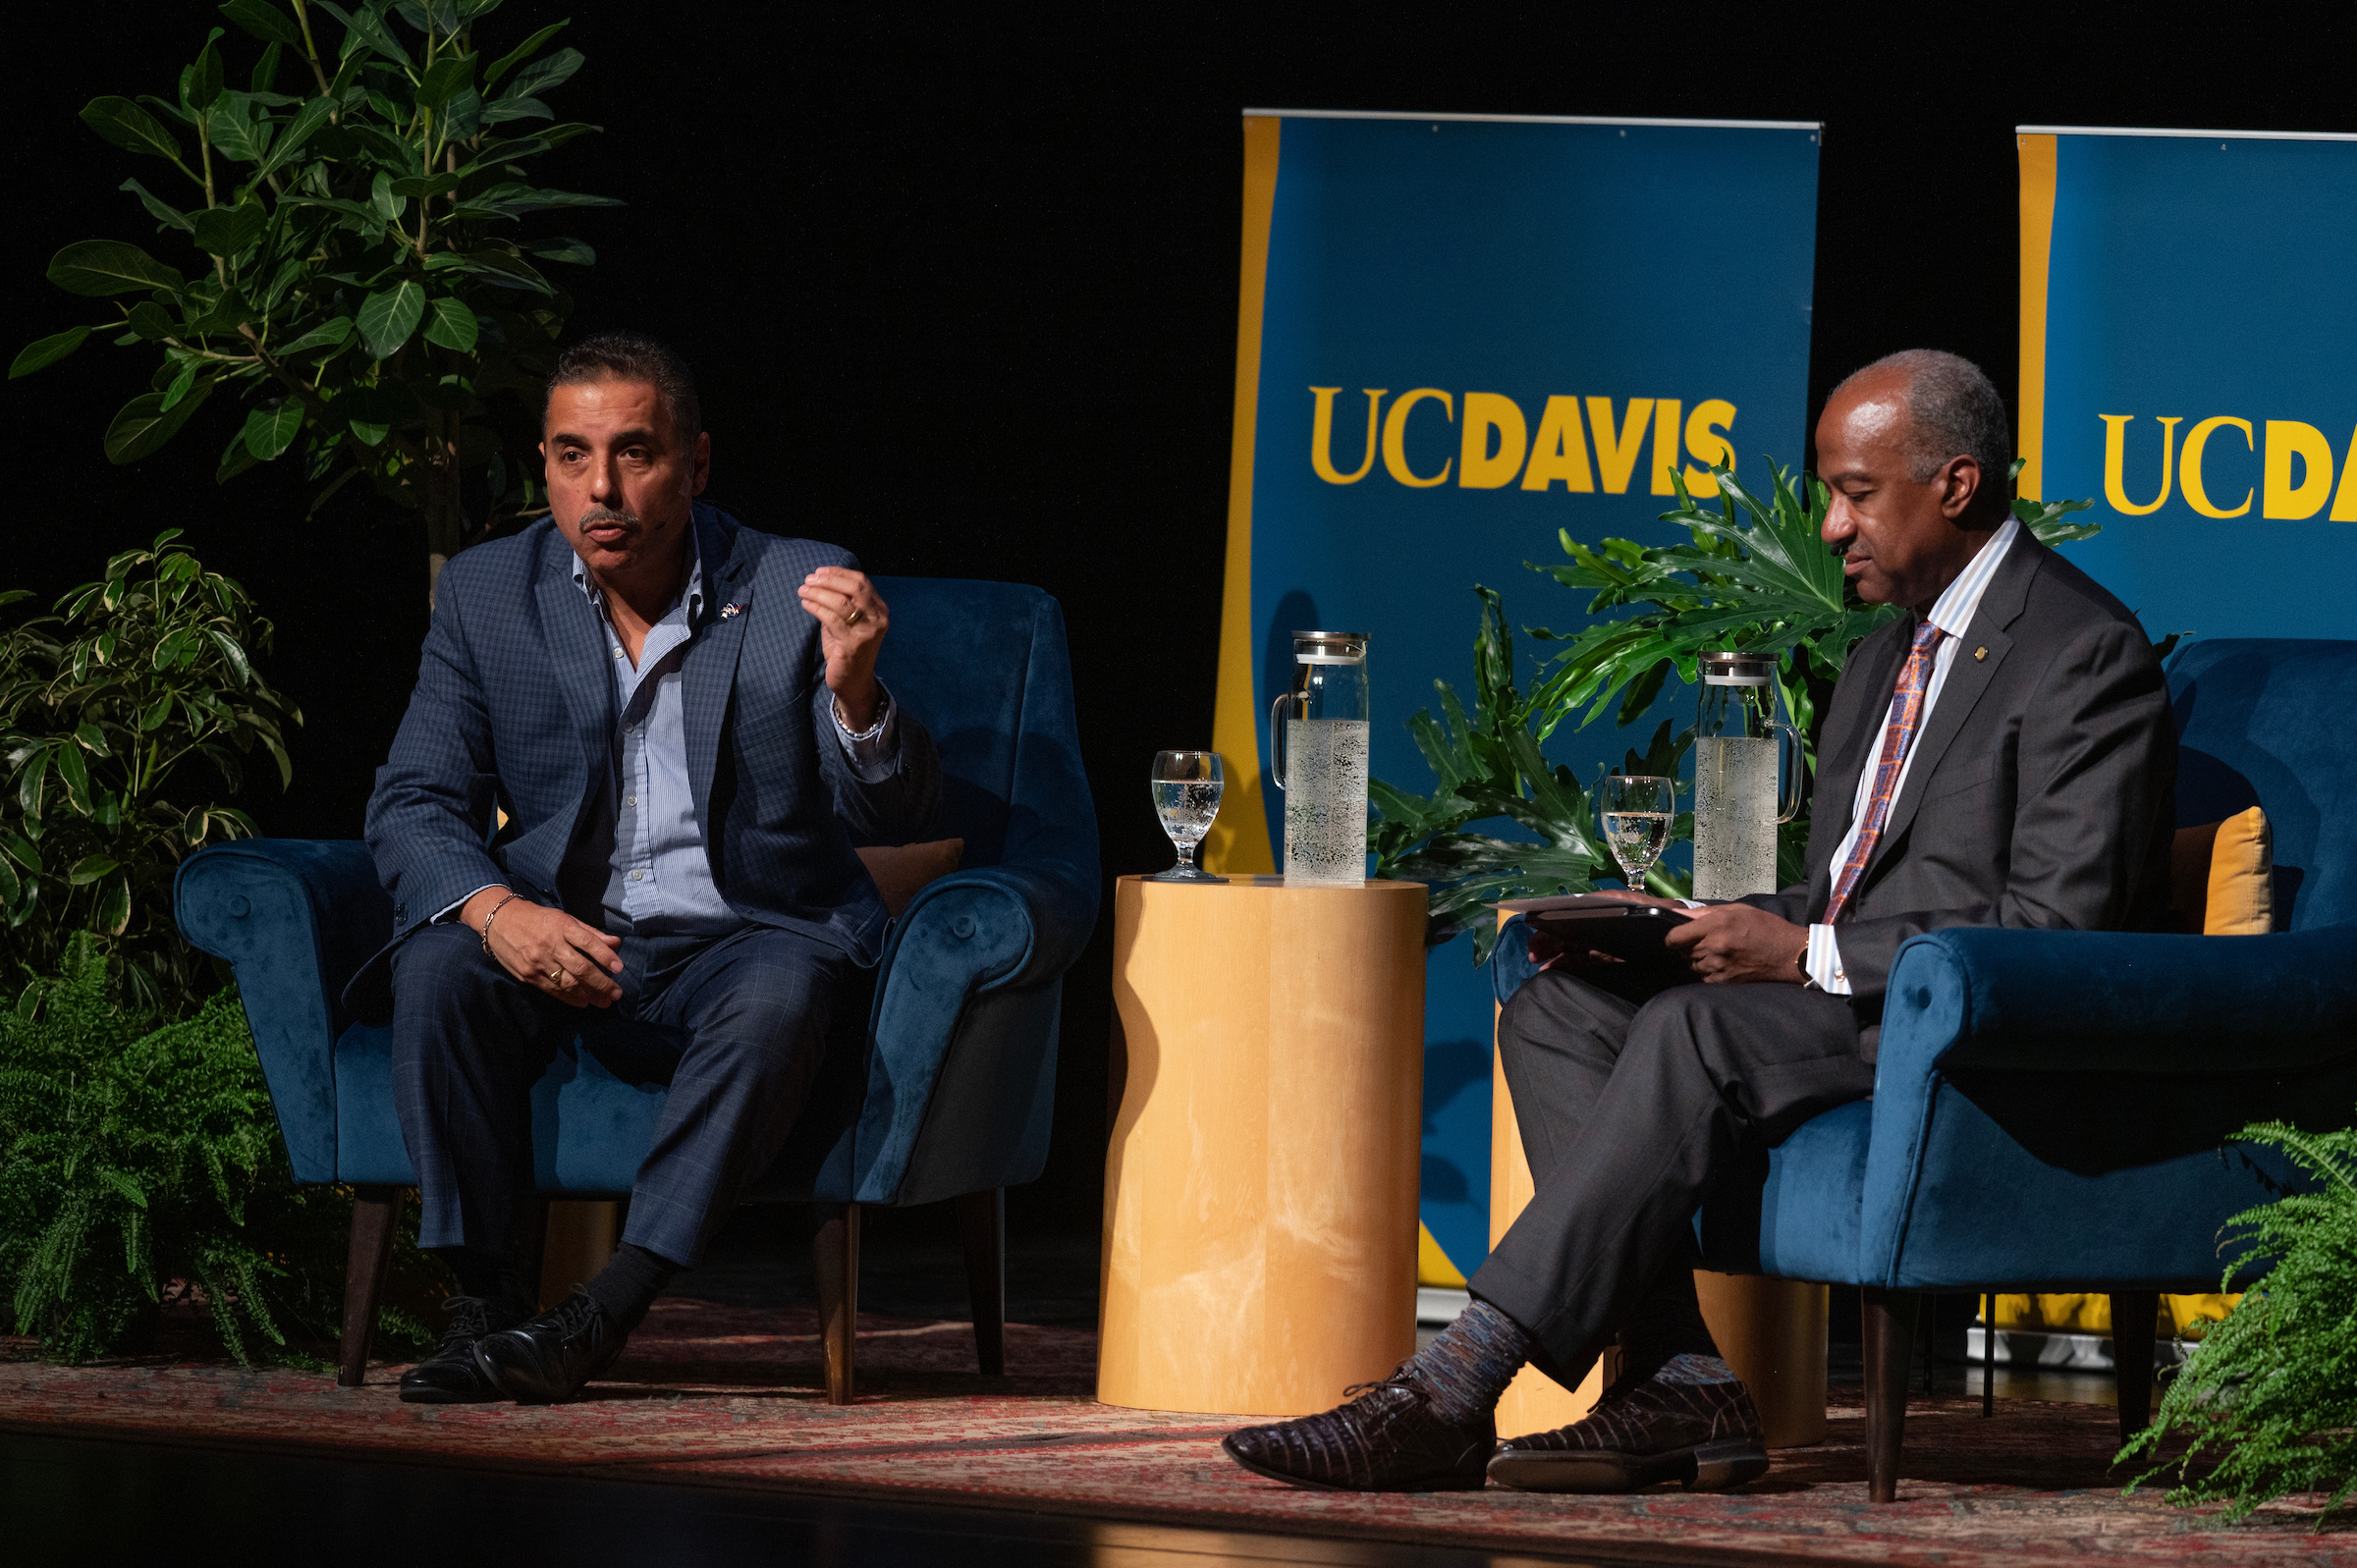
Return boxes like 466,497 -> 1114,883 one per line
1598,774 -> 1675,891
1148,751 -> 1228,883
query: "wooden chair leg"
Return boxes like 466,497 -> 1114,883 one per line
812,1203 -> 860,1405
957,1188 -> 1007,1376
1982,1291 -> 1996,1418
339,1187 -> 402,1388
1861,1287 -> 1921,1503
2110,1290 -> 2160,1442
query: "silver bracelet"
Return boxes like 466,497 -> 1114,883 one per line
832,691 -> 891,742
478,891 -> 523,955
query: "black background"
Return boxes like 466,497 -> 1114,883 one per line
11,1 -> 2353,1241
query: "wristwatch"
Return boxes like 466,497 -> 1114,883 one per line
1794,939 -> 1816,989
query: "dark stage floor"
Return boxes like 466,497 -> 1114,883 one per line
11,1206 -> 2149,1564
4,1430 -> 1652,1568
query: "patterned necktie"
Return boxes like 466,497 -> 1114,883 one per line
1823,620 -> 1946,924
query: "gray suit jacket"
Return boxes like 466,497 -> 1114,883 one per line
1741,533 -> 2176,1024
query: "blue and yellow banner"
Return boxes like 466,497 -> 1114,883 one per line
2020,125 -> 2357,640
1206,111 -> 1822,1285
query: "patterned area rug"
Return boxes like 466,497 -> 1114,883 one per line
3,1298 -> 2349,1566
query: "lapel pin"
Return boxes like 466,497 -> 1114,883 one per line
1974,646 -> 1988,662
720,603 -> 745,621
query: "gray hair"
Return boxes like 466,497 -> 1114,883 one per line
1835,350 -> 2011,516
544,331 -> 703,455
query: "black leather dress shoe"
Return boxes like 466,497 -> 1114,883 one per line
1222,1368 -> 1495,1491
398,1295 -> 523,1404
470,1289 -> 628,1404
1487,1366 -> 1769,1493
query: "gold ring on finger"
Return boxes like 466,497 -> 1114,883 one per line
547,968 -> 567,985
844,606 -> 863,624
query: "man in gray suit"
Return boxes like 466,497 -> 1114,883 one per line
1224,350 -> 2175,1493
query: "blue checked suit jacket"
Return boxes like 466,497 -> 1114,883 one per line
349,503 -> 941,1020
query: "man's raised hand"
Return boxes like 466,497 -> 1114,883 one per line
797,567 -> 888,730
465,889 -> 624,1007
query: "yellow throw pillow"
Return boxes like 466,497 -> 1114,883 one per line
855,838 -> 964,917
2169,806 -> 2275,935
2172,806 -> 2271,1328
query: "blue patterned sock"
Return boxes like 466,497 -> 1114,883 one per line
1652,1350 -> 1738,1385
1410,1298 -> 1537,1426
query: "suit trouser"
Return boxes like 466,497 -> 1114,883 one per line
391,920 -> 861,1269
1466,968 -> 1874,1386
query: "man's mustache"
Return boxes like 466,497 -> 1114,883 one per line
577,505 -> 641,530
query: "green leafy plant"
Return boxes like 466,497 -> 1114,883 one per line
1369,587 -> 1689,959
2120,1114 -> 2357,1525
0,937 -> 429,1366
1371,460 -> 2104,962
1522,460 -> 2099,773
0,532 -> 299,1014
11,0 -> 615,591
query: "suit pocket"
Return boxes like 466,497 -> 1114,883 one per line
1921,754 -> 1999,803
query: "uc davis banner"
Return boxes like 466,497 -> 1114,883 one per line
2020,126 -> 2357,641
1206,111 -> 1822,1287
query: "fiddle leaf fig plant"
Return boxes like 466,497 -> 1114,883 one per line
1371,460 -> 2110,962
12,0 -> 618,597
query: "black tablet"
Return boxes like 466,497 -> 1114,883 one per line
1520,901 -> 1693,960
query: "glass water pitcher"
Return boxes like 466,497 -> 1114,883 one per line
1690,651 -> 1802,899
1267,631 -> 1371,885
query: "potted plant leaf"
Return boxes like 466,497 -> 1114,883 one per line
11,0 -> 618,601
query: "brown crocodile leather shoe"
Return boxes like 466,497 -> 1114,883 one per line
1223,1367 -> 1496,1491
1487,1361 -> 1769,1493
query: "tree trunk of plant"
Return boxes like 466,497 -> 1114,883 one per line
423,437 -> 466,610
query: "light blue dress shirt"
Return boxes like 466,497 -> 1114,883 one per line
573,529 -> 900,936
440,528 -> 900,934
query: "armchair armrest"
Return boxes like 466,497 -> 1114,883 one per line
892,861 -> 1098,993
1492,913 -> 1542,1004
1879,924 -> 2357,1079
1857,924 -> 2357,1283
173,839 -> 390,1183
852,861 -> 1098,1199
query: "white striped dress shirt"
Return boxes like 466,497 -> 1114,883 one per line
1805,518 -> 2021,994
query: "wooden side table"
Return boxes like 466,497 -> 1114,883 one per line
1487,960 -> 1828,1447
1098,875 -> 1427,1416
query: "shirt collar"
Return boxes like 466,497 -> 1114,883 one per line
569,516 -> 706,622
1922,516 -> 2020,639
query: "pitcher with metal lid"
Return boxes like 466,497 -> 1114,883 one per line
1690,651 -> 1803,899
1267,631 -> 1371,885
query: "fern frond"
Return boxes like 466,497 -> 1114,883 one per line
2121,1105 -> 2357,1527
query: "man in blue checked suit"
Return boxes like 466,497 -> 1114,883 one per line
359,332 -> 941,1405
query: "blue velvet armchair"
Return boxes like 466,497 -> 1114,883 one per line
1496,638 -> 2357,1498
174,576 -> 1099,1400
